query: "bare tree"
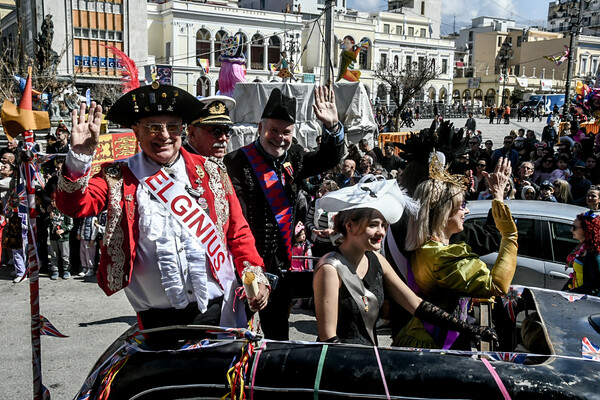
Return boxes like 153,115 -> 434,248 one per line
373,59 -> 440,131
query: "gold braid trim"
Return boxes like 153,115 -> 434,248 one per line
242,262 -> 270,288
57,169 -> 90,194
428,152 -> 469,190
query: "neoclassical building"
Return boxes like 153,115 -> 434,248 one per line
302,9 -> 454,108
147,0 -> 303,96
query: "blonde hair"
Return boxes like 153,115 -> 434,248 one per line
405,179 -> 465,251
554,179 -> 572,204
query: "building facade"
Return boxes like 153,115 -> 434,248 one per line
147,0 -> 303,97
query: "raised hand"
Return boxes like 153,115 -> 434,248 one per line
71,101 -> 103,156
483,157 -> 512,201
312,86 -> 338,130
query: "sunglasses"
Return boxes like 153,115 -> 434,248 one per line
571,224 -> 581,231
477,163 -> 486,167
197,125 -> 233,138
141,123 -> 182,134
469,141 -> 479,145
460,200 -> 468,211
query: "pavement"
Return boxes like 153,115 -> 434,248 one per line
393,115 -> 550,150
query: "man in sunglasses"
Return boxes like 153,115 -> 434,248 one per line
184,96 -> 235,159
56,84 -> 269,345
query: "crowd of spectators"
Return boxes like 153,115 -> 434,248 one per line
4,127 -> 106,283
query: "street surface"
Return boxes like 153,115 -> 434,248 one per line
0,115 -> 549,399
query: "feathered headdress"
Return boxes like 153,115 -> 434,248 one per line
101,44 -> 140,93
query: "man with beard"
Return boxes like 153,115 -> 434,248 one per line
224,87 -> 345,340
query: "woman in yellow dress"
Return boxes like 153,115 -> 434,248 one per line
393,156 -> 518,349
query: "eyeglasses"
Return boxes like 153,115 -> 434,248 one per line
571,224 -> 581,231
141,123 -> 182,134
477,163 -> 486,167
460,200 -> 468,211
196,125 -> 233,139
521,165 -> 533,170
503,141 -> 513,145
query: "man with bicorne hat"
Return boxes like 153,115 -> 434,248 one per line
224,86 -> 345,340
56,83 -> 269,342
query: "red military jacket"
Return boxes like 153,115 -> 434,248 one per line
56,148 -> 263,296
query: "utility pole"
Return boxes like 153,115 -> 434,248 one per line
564,0 -> 587,116
323,0 -> 334,84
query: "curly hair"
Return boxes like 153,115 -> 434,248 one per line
577,212 -> 600,254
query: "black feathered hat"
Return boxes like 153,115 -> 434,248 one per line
106,82 -> 200,128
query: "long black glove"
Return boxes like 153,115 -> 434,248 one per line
414,300 -> 499,345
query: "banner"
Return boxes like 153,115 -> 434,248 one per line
516,76 -> 528,87
467,77 -> 480,89
156,65 -> 173,85
541,79 -> 553,91
91,132 -> 138,175
198,58 -> 209,75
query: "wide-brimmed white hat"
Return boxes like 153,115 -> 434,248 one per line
318,175 -> 419,224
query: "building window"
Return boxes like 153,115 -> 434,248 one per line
250,34 -> 265,70
420,28 -> 426,37
116,31 -> 123,41
441,58 -> 448,74
421,0 -> 425,15
99,30 -> 106,39
581,58 -> 588,75
108,31 -> 115,40
380,53 -> 387,67
514,65 -> 520,76
408,27 -> 414,36
91,29 -> 99,39
498,37 -> 502,47
113,3 -> 122,13
406,55 -> 412,66
592,59 -> 599,76
468,31 -> 473,41
74,28 -> 82,37
394,55 -> 399,69
396,25 -> 402,35
358,38 -> 371,70
383,24 -> 390,34
517,36 -> 522,47
166,42 -> 171,59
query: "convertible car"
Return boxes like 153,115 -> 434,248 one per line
76,287 -> 600,400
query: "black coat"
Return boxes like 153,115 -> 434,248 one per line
224,137 -> 344,274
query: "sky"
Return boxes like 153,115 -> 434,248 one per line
346,0 -> 552,35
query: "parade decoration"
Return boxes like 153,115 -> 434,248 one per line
559,292 -> 587,302
101,44 -> 140,93
0,66 -> 57,400
1,66 -> 51,141
582,337 -> 600,361
90,131 -> 139,176
218,33 -> 247,97
40,315 -> 69,338
571,80 -> 600,120
543,46 -> 570,66
336,38 -> 369,82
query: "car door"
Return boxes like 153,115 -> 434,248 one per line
543,219 -> 577,290
465,215 -> 546,288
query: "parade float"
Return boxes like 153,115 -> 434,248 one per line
75,286 -> 600,399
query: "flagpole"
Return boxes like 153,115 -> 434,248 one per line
22,129 -> 44,400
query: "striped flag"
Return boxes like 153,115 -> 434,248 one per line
582,337 -> 600,361
40,315 -> 69,338
560,292 -> 587,303
489,352 -> 527,364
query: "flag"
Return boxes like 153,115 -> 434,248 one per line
181,339 -> 209,350
489,352 -> 527,364
501,286 -> 524,322
582,337 -> 600,361
42,384 -> 51,399
85,88 -> 91,107
197,58 -> 209,75
40,315 -> 69,338
543,45 -> 569,66
559,292 -> 587,303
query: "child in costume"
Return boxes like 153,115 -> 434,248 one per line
291,222 -> 313,271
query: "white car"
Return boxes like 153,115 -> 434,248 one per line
464,200 -> 588,290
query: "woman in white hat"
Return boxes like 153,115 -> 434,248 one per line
393,157 -> 517,349
313,175 -> 498,346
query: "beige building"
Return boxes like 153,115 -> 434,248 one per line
302,9 -> 454,107
453,25 -> 600,108
0,0 -> 14,20
147,0 -> 303,96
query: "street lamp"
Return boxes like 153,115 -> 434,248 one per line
562,0 -> 591,117
498,41 -> 514,107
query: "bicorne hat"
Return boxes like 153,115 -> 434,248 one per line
261,88 -> 296,123
318,175 -> 419,224
106,82 -> 199,128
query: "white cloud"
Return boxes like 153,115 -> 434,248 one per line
347,0 -> 384,12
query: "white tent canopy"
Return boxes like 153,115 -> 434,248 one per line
228,82 -> 377,151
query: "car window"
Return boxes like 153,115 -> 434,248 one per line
464,217 -> 541,259
514,218 -> 541,259
549,221 -> 579,263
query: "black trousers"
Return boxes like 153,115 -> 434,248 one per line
259,275 -> 292,340
138,297 -> 223,349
